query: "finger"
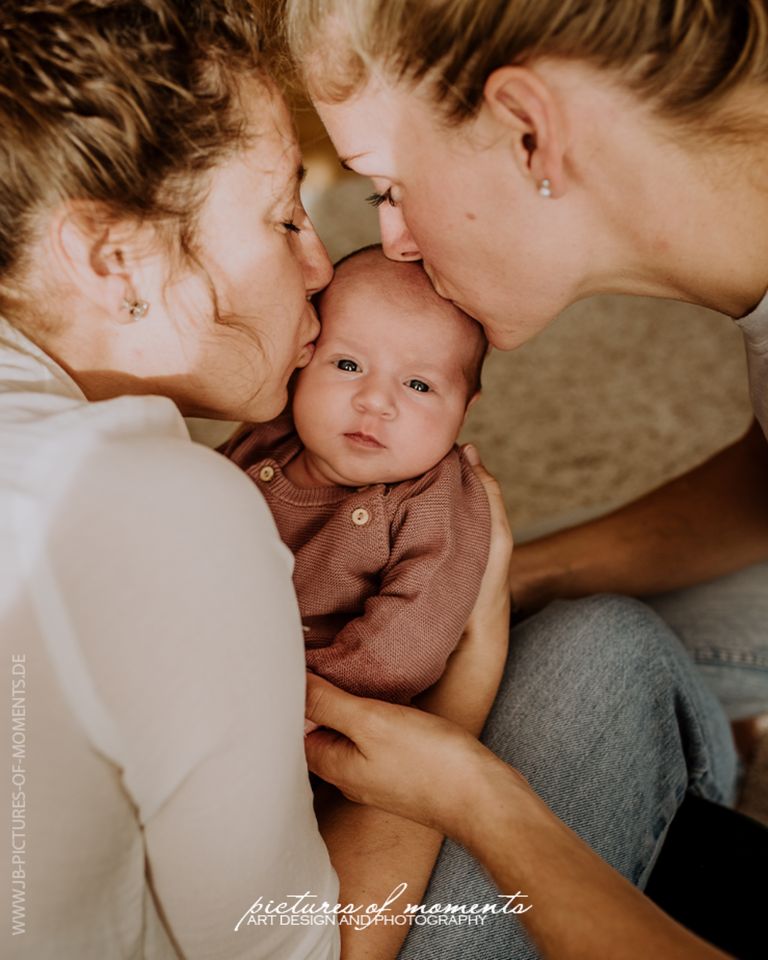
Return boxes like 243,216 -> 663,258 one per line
305,673 -> 369,737
304,726 -> 360,792
461,443 -> 504,501
461,445 -> 513,545
462,442 -> 480,466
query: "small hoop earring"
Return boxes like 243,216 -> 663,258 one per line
538,178 -> 553,198
120,297 -> 150,320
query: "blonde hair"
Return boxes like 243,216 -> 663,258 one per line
0,0 -> 284,322
287,0 -> 768,136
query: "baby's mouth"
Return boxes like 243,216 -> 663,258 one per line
344,432 -> 385,449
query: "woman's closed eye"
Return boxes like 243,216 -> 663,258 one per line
366,188 -> 396,208
281,199 -> 308,234
335,358 -> 360,372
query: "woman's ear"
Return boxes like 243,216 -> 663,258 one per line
51,202 -> 152,321
52,203 -> 126,313
482,65 -> 566,198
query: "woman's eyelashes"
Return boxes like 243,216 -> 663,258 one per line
366,188 -> 397,208
282,200 -> 308,234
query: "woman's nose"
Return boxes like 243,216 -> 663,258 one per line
378,204 -> 421,262
353,380 -> 396,418
301,222 -> 334,295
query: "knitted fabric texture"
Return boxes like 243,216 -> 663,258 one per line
222,414 -> 491,703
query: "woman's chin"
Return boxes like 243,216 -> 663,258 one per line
234,386 -> 287,425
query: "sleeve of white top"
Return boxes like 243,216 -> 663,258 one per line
47,435 -> 339,960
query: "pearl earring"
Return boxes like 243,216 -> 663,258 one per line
538,178 -> 552,198
120,297 -> 150,320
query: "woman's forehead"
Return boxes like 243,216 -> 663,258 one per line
315,78 -> 420,170
238,91 -> 303,193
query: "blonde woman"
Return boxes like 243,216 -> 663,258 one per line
286,0 -> 768,958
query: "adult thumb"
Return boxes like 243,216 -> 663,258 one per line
305,673 -> 364,735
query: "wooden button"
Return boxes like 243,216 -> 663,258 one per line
351,507 -> 370,526
259,465 -> 275,482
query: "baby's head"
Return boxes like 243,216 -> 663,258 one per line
292,245 -> 488,486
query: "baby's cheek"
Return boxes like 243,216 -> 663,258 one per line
422,407 -> 461,445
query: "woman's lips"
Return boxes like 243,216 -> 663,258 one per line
344,432 -> 384,449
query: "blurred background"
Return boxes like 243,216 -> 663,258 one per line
293,104 -> 753,536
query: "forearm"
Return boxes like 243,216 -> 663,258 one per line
511,420 -> 768,610
315,787 -> 442,960
458,764 -> 730,960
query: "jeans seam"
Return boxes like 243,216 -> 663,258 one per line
635,782 -> 687,888
692,649 -> 768,669
678,705 -> 732,804
663,644 -> 734,804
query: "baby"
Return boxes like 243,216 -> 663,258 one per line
223,245 -> 491,705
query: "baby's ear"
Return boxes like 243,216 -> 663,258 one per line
463,390 -> 482,422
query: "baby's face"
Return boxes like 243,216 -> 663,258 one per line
292,272 -> 474,486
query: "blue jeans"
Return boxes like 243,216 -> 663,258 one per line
647,560 -> 768,720
399,585 -> 749,960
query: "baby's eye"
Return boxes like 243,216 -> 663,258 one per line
336,358 -> 359,372
406,379 -> 430,393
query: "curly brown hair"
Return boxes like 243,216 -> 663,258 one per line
0,0 -> 284,320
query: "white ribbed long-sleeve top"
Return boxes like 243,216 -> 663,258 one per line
0,316 -> 339,960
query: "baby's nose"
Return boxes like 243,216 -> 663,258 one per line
353,382 -> 396,418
